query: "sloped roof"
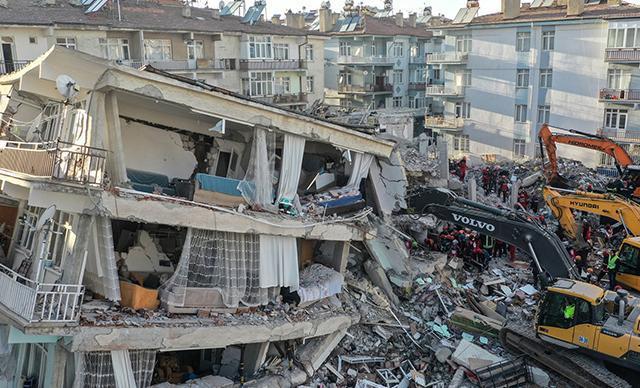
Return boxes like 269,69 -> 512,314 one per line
331,15 -> 433,38
0,0 -> 322,36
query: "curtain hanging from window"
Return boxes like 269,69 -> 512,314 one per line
259,235 -> 299,290
238,127 -> 277,212
83,216 -> 121,302
276,134 -> 306,209
344,152 -> 374,191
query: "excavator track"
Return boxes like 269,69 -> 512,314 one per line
500,325 -> 631,388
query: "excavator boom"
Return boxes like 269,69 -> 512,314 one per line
408,188 -> 579,280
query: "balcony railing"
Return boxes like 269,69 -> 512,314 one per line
336,55 -> 394,65
0,263 -> 84,324
605,48 -> 640,63
426,52 -> 468,64
598,127 -> 640,142
409,82 -> 426,90
425,116 -> 465,129
338,84 -> 393,93
0,140 -> 107,185
252,93 -> 308,105
0,60 -> 31,75
599,88 -> 640,103
239,59 -> 306,71
425,85 -> 464,96
118,59 -> 237,71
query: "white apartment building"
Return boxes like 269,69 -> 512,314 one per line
0,0 -> 326,109
427,0 -> 640,167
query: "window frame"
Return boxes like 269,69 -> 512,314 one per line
305,44 -> 314,61
456,34 -> 472,53
542,31 -> 555,51
249,35 -> 273,59
392,96 -> 403,108
339,41 -> 352,56
515,104 -> 528,123
249,71 -> 273,97
392,70 -> 404,84
540,68 -> 553,88
453,134 -> 470,152
537,105 -> 550,124
273,43 -> 290,60
306,76 -> 314,93
513,139 -> 526,158
604,108 -> 628,130
56,37 -> 77,50
516,32 -> 531,52
516,68 -> 530,88
186,40 -> 204,60
143,39 -> 172,61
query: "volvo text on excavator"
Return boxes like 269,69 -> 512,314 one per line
538,124 -> 640,199
407,187 -> 640,375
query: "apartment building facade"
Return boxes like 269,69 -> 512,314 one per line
0,0 -> 326,109
323,11 -> 434,122
427,0 -> 640,167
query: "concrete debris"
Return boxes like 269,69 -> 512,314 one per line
451,339 -> 503,370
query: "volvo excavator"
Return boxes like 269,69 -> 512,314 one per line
538,124 -> 640,199
408,188 -> 640,383
543,186 -> 640,292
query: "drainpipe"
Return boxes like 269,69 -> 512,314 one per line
298,37 -> 309,101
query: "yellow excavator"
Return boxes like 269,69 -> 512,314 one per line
543,186 -> 640,291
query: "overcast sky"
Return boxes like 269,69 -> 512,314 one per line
199,0 -> 640,19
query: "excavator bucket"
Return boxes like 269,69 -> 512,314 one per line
548,174 -> 574,190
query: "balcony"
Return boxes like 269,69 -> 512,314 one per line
409,55 -> 426,64
425,116 -> 465,130
0,263 -> 84,325
0,60 -> 31,75
119,59 -> 237,71
0,140 -> 107,185
239,59 -> 306,71
425,84 -> 464,97
599,88 -> 640,104
605,48 -> 640,63
252,93 -> 308,105
409,82 -> 426,91
336,56 -> 394,65
338,84 -> 393,93
426,52 -> 468,64
598,127 -> 640,142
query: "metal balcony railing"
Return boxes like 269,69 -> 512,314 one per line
599,88 -> 640,102
598,127 -> 640,142
605,48 -> 640,63
118,59 -> 237,71
426,52 -> 468,64
239,59 -> 306,71
253,93 -> 308,104
338,84 -> 393,93
0,60 -> 31,75
0,263 -> 84,324
336,55 -> 394,65
425,85 -> 463,96
425,116 -> 465,129
409,82 -> 426,90
0,140 -> 107,185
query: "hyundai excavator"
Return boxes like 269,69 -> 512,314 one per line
408,188 -> 640,380
538,124 -> 640,199
543,186 -> 640,292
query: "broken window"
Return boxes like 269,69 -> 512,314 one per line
56,37 -> 76,50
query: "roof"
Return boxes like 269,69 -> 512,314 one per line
471,2 -> 640,26
549,279 -> 605,304
331,15 -> 433,38
0,0 -> 322,36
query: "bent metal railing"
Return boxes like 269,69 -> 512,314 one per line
0,263 -> 84,324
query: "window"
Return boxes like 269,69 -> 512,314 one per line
415,67 -> 426,83
455,102 -> 471,118
393,70 -> 403,84
540,69 -> 553,88
608,28 -> 640,48
249,71 -> 273,96
249,36 -> 272,59
516,32 -> 531,52
513,139 -> 526,158
605,108 -> 628,130
461,70 -> 472,87
56,37 -> 76,50
306,76 -> 314,93
618,243 -> 640,275
29,37 -> 37,44
274,76 -> 291,94
456,34 -> 472,53
392,42 -> 404,57
144,39 -> 172,61
537,105 -> 550,124
99,38 -> 130,60
607,69 -> 627,89
339,71 -> 352,85
392,96 -> 403,108
370,43 -> 377,56
339,41 -> 351,56
305,44 -> 314,61
186,40 -> 204,60
273,43 -> 289,60
433,68 -> 441,81
412,96 -> 426,109
538,292 -> 577,329
515,104 -> 528,123
516,69 -> 530,88
453,134 -> 470,152
542,31 -> 555,51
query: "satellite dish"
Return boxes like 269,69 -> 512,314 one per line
56,74 -> 79,101
35,205 -> 57,232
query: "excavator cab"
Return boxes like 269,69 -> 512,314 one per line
615,239 -> 640,291
608,165 -> 640,200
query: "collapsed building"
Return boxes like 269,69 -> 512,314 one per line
0,46 -> 402,387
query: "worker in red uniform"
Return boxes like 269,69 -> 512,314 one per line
457,157 -> 467,181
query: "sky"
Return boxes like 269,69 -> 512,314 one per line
199,0 -> 640,19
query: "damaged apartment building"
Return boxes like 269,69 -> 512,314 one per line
0,47 -> 398,387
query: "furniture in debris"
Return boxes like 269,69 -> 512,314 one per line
161,287 -> 231,314
315,192 -> 365,215
119,280 -> 160,310
297,264 -> 344,307
192,173 -> 246,207
127,168 -> 177,196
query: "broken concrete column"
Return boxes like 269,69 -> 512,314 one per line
468,178 -> 477,202
243,367 -> 307,388
296,329 -> 347,377
418,133 -> 428,155
363,260 -> 400,306
105,91 -> 129,185
510,180 -> 520,208
437,139 -> 449,178
448,367 -> 466,388
244,342 -> 270,378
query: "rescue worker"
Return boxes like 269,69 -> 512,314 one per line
608,252 -> 620,290
563,301 -> 575,320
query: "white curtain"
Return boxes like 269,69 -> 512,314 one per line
83,216 -> 121,302
259,235 -> 299,290
345,152 -> 374,191
276,134 -> 306,206
238,127 -> 277,212
111,350 -> 136,388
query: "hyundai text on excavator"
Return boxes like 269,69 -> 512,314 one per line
538,124 -> 640,199
408,188 -> 640,380
543,186 -> 640,292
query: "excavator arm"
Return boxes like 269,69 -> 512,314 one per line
543,186 -> 640,239
408,188 -> 579,280
538,124 -> 634,185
